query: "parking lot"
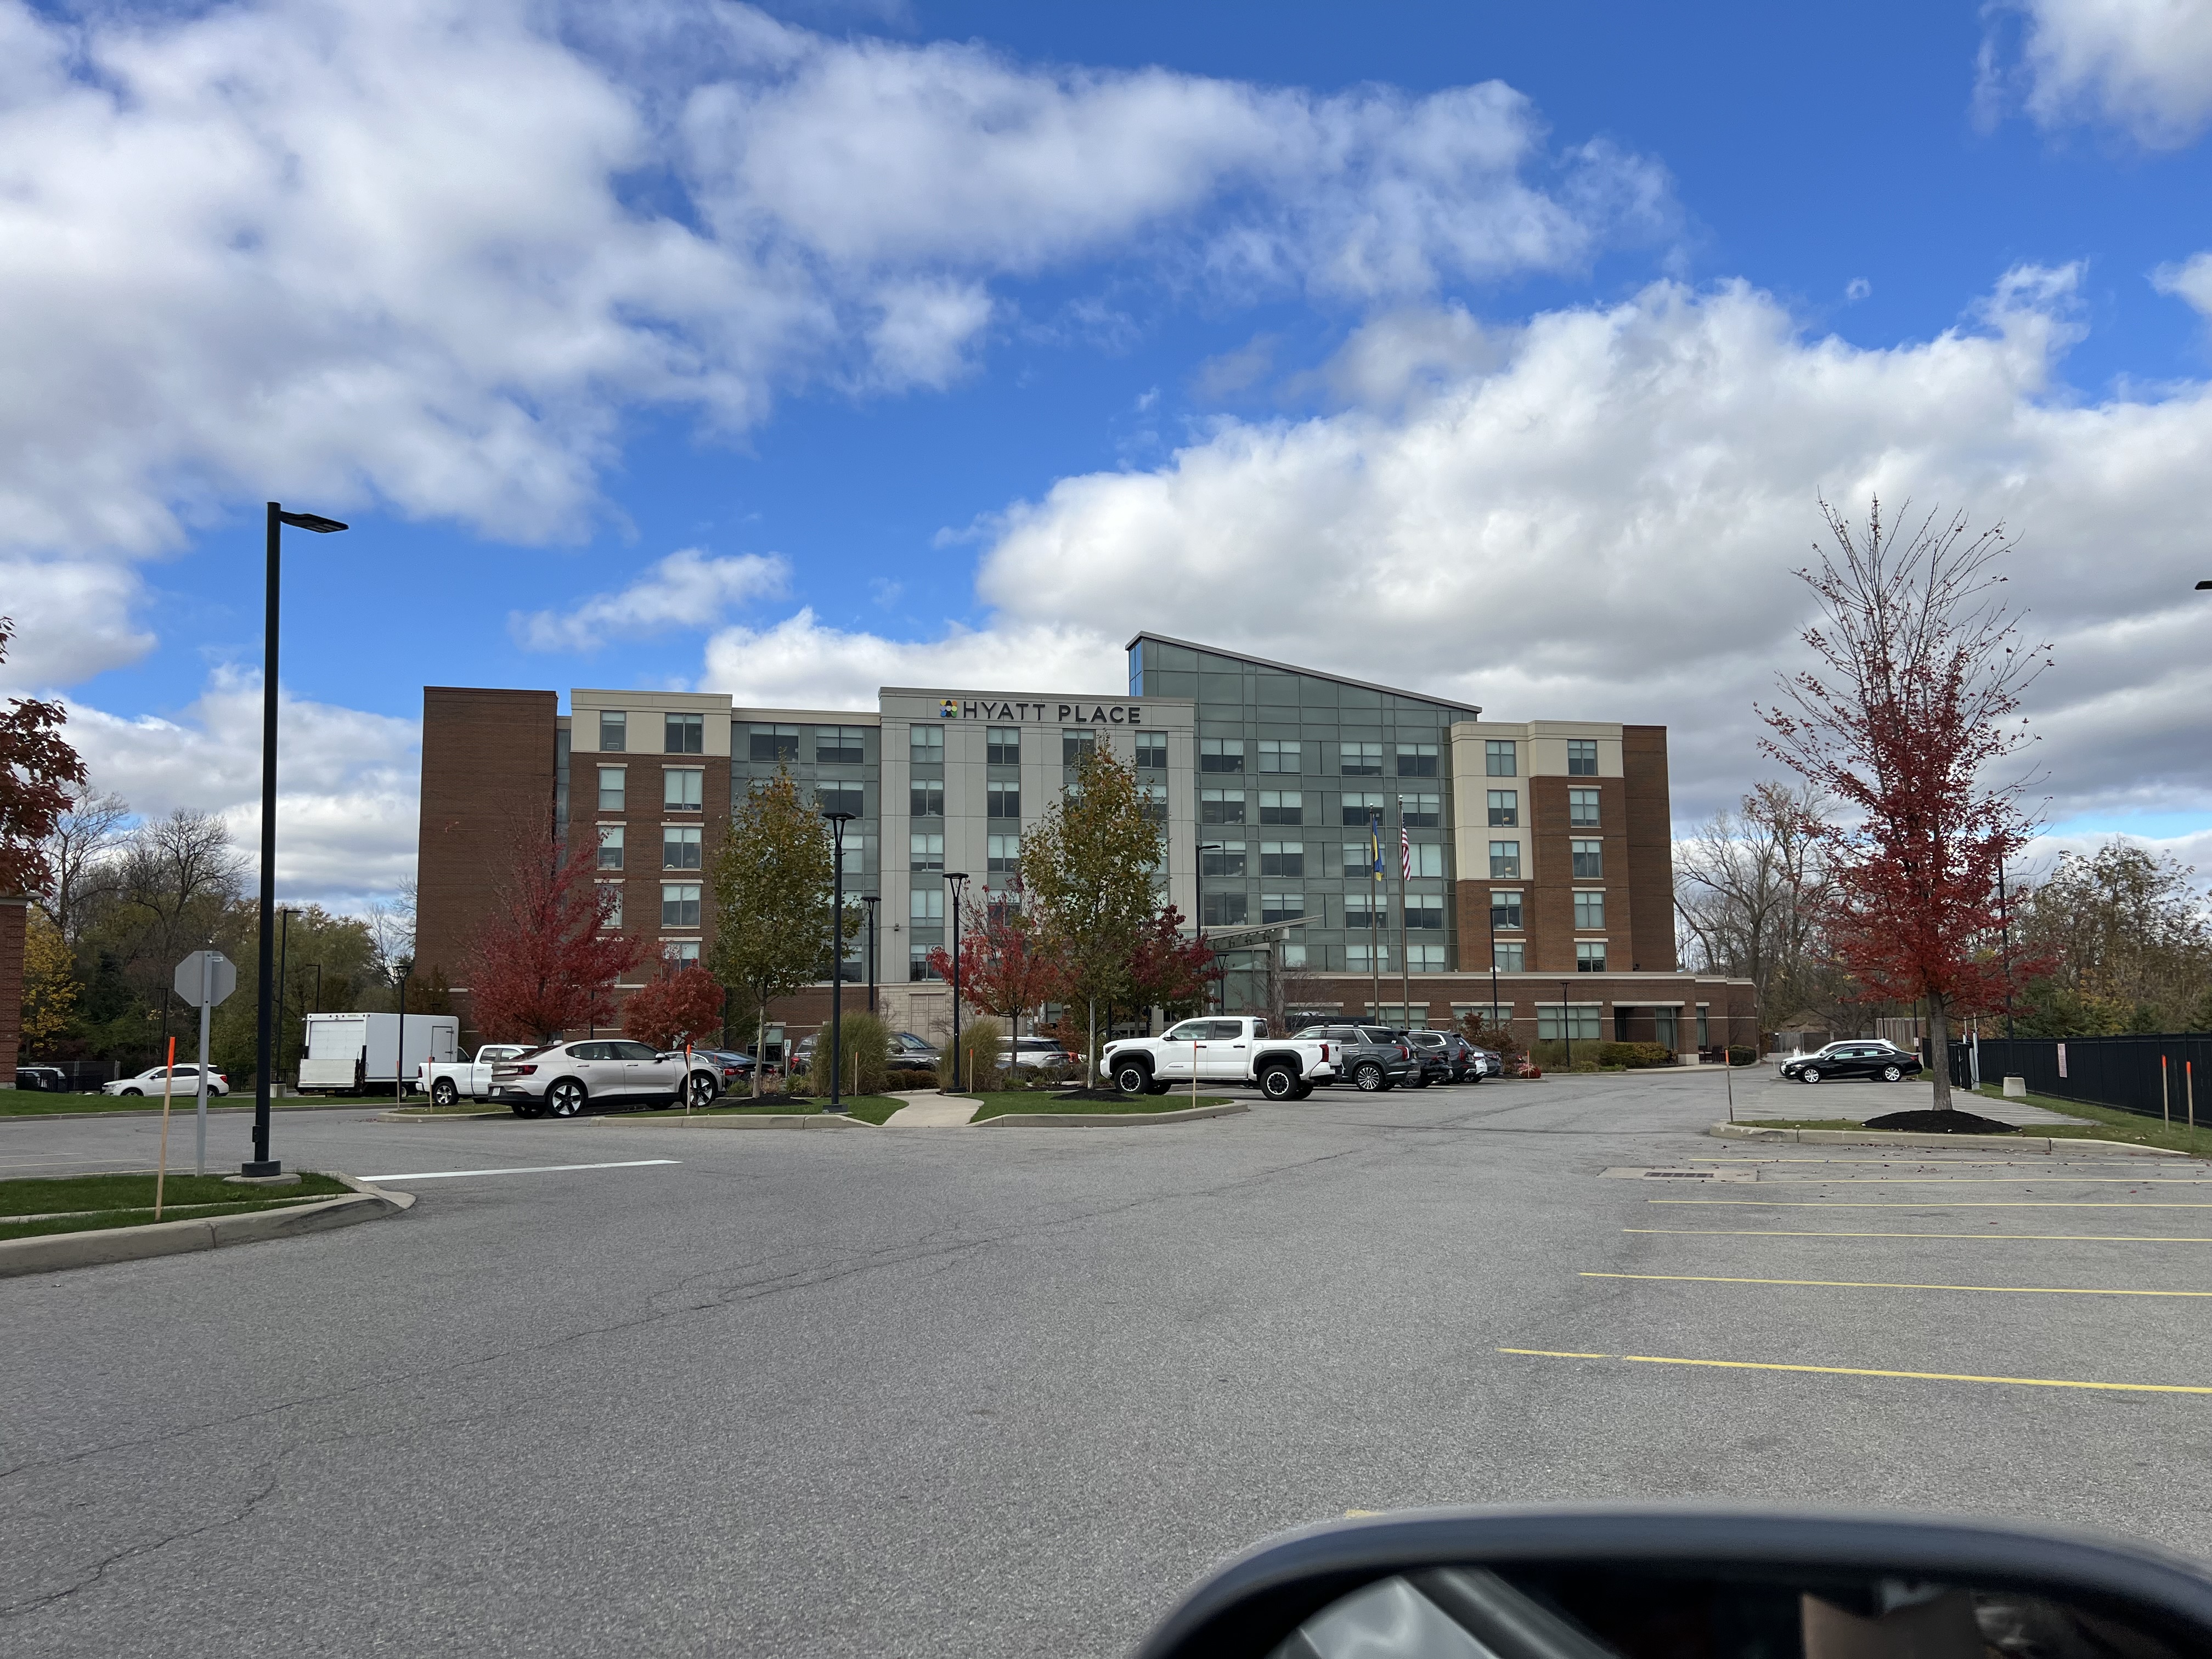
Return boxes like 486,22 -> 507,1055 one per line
3,1067 -> 2208,1656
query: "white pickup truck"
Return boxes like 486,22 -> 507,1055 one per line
1102,1017 -> 1339,1100
417,1045 -> 531,1107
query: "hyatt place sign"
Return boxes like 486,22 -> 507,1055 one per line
938,698 -> 1146,724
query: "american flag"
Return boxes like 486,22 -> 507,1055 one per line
1401,825 -> 1412,882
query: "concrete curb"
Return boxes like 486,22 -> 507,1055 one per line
1708,1122 -> 2191,1158
586,1111 -> 878,1130
0,1173 -> 415,1278
974,1101 -> 1250,1128
375,1109 -> 509,1124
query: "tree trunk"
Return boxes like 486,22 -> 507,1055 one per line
1927,991 -> 1953,1110
1086,996 -> 1097,1088
754,1001 -> 765,1099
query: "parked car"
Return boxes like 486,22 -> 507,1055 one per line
1000,1036 -> 1076,1076
13,1064 -> 68,1092
1469,1046 -> 1504,1079
888,1032 -> 940,1074
1779,1039 -> 1925,1084
1290,1024 -> 1420,1092
104,1063 -> 229,1097
691,1048 -> 759,1089
489,1040 -> 724,1117
1103,1017 -> 1340,1099
417,1044 -> 531,1107
1409,1030 -> 1483,1083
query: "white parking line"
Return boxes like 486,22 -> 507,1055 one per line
360,1159 -> 680,1182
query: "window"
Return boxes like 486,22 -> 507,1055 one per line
1539,1004 -> 1602,1040
751,723 -> 799,762
1404,899 -> 1444,930
1201,842 -> 1246,877
1567,738 -> 1599,776
665,768 -> 703,811
1568,787 -> 1601,827
1064,729 -> 1098,768
911,725 -> 944,763
1347,943 -> 1391,970
1408,944 -> 1445,971
1139,781 -> 1167,823
911,888 -> 945,923
1341,843 -> 1374,878
597,710 -> 626,752
598,883 -> 623,928
1493,942 -> 1525,972
1198,737 -> 1244,773
1200,789 -> 1246,825
1408,843 -> 1444,878
1487,790 -> 1519,827
1576,940 -> 1607,972
1697,1006 -> 1711,1049
1202,891 -> 1248,927
1656,1008 -> 1679,1050
1573,889 -> 1606,930
986,726 -> 1020,766
910,833 -> 944,872
1486,739 -> 1517,776
663,940 -> 701,966
664,713 -> 704,754
1135,731 -> 1167,770
817,781 -> 864,817
817,725 -> 866,764
1342,792 -> 1384,826
1261,892 -> 1305,924
1491,891 -> 1523,930
1398,793 -> 1440,827
1281,943 -> 1308,969
1340,741 -> 1383,776
596,825 -> 624,870
661,882 -> 701,927
1489,841 -> 1521,879
597,766 -> 625,811
1346,891 -> 1384,927
1257,740 -> 1301,773
988,781 -> 1021,820
988,833 -> 1020,876
911,780 -> 944,818
1571,839 -> 1604,878
909,944 -> 940,982
1396,742 -> 1439,777
663,825 -> 702,870
1259,791 -> 1304,825
1260,841 -> 1305,877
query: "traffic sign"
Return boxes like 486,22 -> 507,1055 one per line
174,951 -> 237,1007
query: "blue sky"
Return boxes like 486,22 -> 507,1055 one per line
6,0 -> 2211,904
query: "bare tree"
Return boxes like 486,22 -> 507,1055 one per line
111,809 -> 247,972
1675,781 -> 1833,1024
40,788 -> 131,941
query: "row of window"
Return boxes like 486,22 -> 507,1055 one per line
1199,893 -> 1451,929
1198,738 -> 1441,777
748,724 -> 868,764
1484,738 -> 1598,777
1486,840 -> 1604,879
1199,842 -> 1449,879
905,832 -> 1025,874
1487,943 -> 1610,973
1197,790 -> 1443,828
906,726 -> 1148,769
1484,788 -> 1601,827
1485,890 -> 1607,931
597,767 -> 703,812
595,882 -> 703,930
901,940 -> 1451,980
595,710 -> 707,755
906,779 -> 1166,823
596,825 -> 701,871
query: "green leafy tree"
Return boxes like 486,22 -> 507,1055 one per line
708,769 -> 855,1097
1019,747 -> 1162,1085
2013,842 -> 2211,1036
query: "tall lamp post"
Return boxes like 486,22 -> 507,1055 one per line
275,906 -> 294,1099
944,871 -> 970,1093
246,501 -> 347,1177
1560,979 -> 1572,1070
1197,844 -> 1222,1013
393,957 -> 412,1109
822,810 -> 854,1114
861,893 -> 880,1015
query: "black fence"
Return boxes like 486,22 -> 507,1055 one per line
1938,1034 -> 2212,1122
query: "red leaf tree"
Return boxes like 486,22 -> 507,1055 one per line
463,815 -> 648,1044
0,618 -> 87,896
621,964 -> 726,1049
1762,498 -> 2051,1108
1127,904 -> 1213,1021
927,886 -> 1067,1036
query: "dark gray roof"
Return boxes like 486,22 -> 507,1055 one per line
1125,631 -> 1481,717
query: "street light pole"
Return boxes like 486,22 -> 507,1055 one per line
862,893 -> 880,1015
247,501 -> 347,1176
1560,979 -> 1572,1070
394,957 -> 411,1108
822,811 -> 854,1114
1197,844 -> 1222,1015
275,907 -> 292,1099
945,872 -> 970,1092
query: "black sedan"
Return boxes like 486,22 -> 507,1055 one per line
1780,1040 -> 1924,1084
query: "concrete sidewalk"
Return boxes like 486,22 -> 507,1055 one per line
882,1092 -> 979,1128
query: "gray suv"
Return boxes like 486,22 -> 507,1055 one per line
1293,1025 -> 1418,1092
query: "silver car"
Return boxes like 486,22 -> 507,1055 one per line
489,1039 -> 720,1118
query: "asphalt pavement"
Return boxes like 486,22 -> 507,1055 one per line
5,1069 -> 2210,1657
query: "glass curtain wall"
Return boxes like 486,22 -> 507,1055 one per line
729,720 -> 879,982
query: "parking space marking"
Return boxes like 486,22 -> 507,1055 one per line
1582,1271 -> 2212,1297
1749,1177 -> 2212,1185
1499,1350 -> 2212,1396
1652,1199 -> 2212,1209
358,1159 -> 680,1181
1624,1228 -> 2212,1243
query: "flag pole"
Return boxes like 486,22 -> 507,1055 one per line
1368,812 -> 1382,1021
1396,811 -> 1411,1030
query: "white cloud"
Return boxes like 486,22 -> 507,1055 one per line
511,548 -> 788,652
700,608 -> 1118,710
0,558 -> 154,687
1986,0 -> 2212,146
2153,250 -> 2212,317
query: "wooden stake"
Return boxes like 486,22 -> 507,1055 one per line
155,1037 -> 176,1220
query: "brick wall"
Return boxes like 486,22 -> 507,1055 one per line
0,898 -> 25,1087
1622,725 -> 1677,972
415,688 -> 558,995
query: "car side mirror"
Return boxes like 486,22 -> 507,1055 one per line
1135,1509 -> 2212,1659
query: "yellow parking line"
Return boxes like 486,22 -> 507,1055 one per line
1623,1228 -> 2212,1243
1499,1350 -> 2212,1396
1581,1271 -> 2212,1296
1652,1199 -> 2212,1209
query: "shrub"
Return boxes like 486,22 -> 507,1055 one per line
936,1014 -> 1005,1092
1726,1045 -> 1757,1067
805,1011 -> 892,1096
1596,1041 -> 1677,1069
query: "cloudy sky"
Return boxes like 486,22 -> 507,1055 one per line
5,0 -> 2211,911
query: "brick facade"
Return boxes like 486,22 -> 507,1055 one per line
415,687 -> 558,995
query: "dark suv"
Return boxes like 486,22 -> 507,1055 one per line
1294,1025 -> 1419,1092
1409,1031 -> 1481,1083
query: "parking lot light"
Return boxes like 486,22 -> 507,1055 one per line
822,810 -> 855,1114
945,872 -> 970,1092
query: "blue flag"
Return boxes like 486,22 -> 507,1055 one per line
1368,812 -> 1384,882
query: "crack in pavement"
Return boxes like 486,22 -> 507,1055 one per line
2,1465 -> 284,1621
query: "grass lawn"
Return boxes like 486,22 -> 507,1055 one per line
689,1095 -> 906,1125
0,1088 -> 393,1116
0,1170 -> 353,1242
960,1090 -> 1232,1122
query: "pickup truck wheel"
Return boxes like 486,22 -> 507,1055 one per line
1352,1062 -> 1386,1092
1112,1059 -> 1152,1095
1258,1064 -> 1299,1101
431,1079 -> 458,1108
545,1079 -> 587,1118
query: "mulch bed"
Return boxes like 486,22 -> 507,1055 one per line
1862,1108 -> 2018,1135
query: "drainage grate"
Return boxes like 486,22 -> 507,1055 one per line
1601,1166 -> 1756,1183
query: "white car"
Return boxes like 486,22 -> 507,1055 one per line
489,1040 -> 721,1118
104,1063 -> 229,1097
1101,1017 -> 1340,1100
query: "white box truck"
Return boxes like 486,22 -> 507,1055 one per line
298,1012 -> 459,1094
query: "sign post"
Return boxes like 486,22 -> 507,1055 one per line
173,951 -> 237,1176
